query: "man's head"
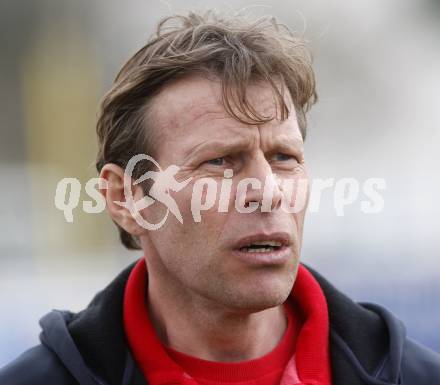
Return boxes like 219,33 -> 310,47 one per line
97,10 -> 316,312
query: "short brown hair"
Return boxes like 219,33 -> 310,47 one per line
96,10 -> 317,249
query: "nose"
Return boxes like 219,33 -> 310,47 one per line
239,153 -> 283,212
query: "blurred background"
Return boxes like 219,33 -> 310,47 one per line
0,0 -> 439,366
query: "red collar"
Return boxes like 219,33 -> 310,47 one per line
123,258 -> 332,385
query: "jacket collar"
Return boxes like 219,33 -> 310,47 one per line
305,266 -> 403,385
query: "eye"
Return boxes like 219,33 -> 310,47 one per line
274,153 -> 296,162
205,157 -> 225,166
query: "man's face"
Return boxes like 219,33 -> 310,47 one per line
141,75 -> 309,313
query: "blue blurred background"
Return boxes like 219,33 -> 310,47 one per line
0,0 -> 439,366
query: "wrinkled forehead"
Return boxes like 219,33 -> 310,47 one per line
150,74 -> 295,136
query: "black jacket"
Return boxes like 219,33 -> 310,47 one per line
1,261 -> 439,385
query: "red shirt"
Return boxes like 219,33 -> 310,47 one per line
123,258 -> 332,385
164,300 -> 301,385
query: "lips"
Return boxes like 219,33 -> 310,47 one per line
231,232 -> 293,266
239,240 -> 282,253
233,232 -> 291,251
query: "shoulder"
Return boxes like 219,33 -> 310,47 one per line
401,337 -> 440,384
0,344 -> 77,385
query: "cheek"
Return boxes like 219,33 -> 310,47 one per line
280,169 -> 309,213
172,178 -> 227,221
141,200 -> 169,225
156,182 -> 229,248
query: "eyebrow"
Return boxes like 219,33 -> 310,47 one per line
270,137 -> 304,155
183,136 -> 304,163
183,139 -> 252,162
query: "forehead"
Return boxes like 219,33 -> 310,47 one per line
155,74 -> 283,118
149,75 -> 301,160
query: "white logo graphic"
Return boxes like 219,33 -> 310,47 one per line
54,154 -> 387,226
117,154 -> 192,230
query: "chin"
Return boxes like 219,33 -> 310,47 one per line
229,295 -> 289,314
222,278 -> 293,313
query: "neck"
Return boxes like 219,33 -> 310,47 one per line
147,269 -> 288,362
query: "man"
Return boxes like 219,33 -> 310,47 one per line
1,10 -> 439,385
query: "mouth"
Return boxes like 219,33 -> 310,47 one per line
239,240 -> 284,253
232,233 -> 292,266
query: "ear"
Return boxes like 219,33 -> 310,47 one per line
98,163 -> 147,237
